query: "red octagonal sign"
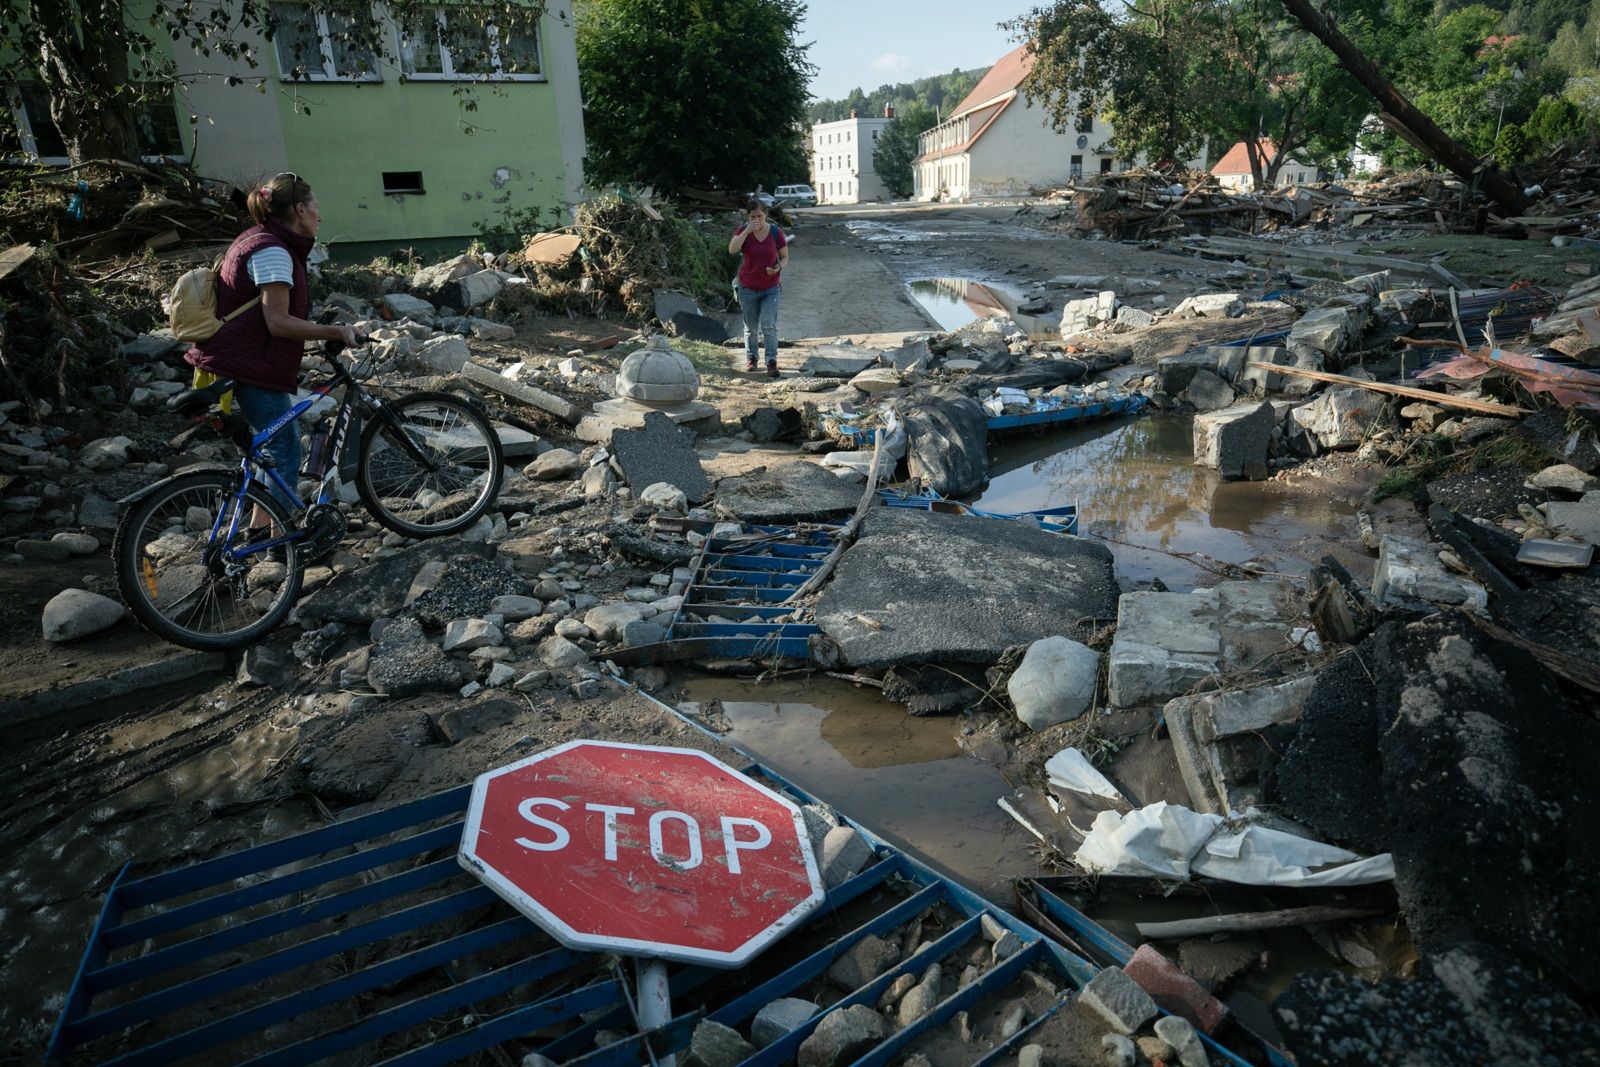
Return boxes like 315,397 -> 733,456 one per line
458,740 -> 825,967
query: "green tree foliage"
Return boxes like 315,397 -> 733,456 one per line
872,102 -> 937,198
577,0 -> 814,193
1,0 -> 545,164
809,69 -> 985,125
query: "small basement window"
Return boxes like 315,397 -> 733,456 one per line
383,171 -> 425,195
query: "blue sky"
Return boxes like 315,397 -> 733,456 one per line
799,1 -> 1020,102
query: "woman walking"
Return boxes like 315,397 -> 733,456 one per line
729,198 -> 788,376
186,173 -> 358,516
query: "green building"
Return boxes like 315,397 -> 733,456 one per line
7,2 -> 587,257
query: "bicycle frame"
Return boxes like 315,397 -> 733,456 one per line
218,362 -> 367,563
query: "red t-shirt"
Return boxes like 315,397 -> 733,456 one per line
736,224 -> 786,291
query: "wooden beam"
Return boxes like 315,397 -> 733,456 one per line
1246,362 -> 1531,416
1137,905 -> 1389,940
1194,235 -> 1470,288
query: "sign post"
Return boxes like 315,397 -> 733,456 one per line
458,740 -> 826,1059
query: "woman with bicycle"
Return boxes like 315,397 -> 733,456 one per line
185,173 -> 360,509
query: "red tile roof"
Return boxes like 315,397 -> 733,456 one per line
1211,139 -> 1278,176
949,43 -> 1034,119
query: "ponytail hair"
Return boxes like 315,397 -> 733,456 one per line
247,173 -> 312,226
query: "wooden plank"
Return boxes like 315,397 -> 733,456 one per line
1246,362 -> 1531,416
0,244 -> 36,283
1136,905 -> 1388,940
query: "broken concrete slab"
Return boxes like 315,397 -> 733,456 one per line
1543,490 -> 1600,545
1371,535 -> 1488,613
1287,385 -> 1390,452
1193,401 -> 1273,481
459,360 -> 582,425
1164,674 -> 1317,814
297,540 -> 500,626
653,289 -> 702,323
1107,581 -> 1300,708
815,508 -> 1117,668
1181,369 -> 1236,412
667,310 -> 731,343
1156,352 -> 1218,396
608,410 -> 713,503
715,461 -> 862,523
1236,346 -> 1292,395
799,346 -> 881,377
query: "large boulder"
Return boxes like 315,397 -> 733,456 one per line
903,392 -> 990,497
42,589 -> 125,642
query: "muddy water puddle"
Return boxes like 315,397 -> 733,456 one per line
906,277 -> 1058,339
977,414 -> 1360,590
845,218 -> 1050,244
675,675 -> 1042,901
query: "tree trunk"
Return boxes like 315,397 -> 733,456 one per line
1278,0 -> 1529,216
33,0 -> 144,164
1244,139 -> 1265,191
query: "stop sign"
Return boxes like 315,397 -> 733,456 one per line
458,739 -> 825,967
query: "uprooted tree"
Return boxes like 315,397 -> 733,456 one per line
2,0 -> 547,165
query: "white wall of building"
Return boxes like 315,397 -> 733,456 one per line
1216,158 -> 1321,192
171,21 -> 290,186
913,96 -> 1118,201
810,116 -> 892,204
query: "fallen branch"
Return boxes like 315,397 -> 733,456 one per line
782,433 -> 883,604
1136,905 -> 1388,940
1247,362 -> 1530,416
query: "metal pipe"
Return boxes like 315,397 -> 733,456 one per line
636,957 -> 674,1067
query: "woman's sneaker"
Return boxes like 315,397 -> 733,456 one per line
745,356 -> 758,372
766,362 -> 780,378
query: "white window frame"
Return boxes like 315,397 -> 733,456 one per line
271,2 -> 383,83
398,7 -> 545,82
5,85 -> 189,166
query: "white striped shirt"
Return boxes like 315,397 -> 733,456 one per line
246,246 -> 295,287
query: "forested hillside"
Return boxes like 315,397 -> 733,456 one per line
809,68 -> 985,125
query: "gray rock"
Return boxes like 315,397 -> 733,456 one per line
1156,352 -> 1219,396
1078,966 -> 1157,1035
904,393 -> 990,497
1018,1045 -> 1045,1067
992,929 -> 1024,963
442,617 -> 503,652
368,617 -> 463,697
1181,369 -> 1236,412
826,934 -> 899,990
513,669 -> 551,692
752,998 -> 819,1047
1008,636 -> 1100,729
797,1004 -> 889,1067
687,1020 -> 754,1067
553,618 -> 592,640
1174,293 -> 1241,319
415,335 -> 472,375
816,508 -> 1118,669
1372,535 -> 1488,612
539,634 -> 589,668
489,595 -> 542,621
456,269 -> 503,309
819,825 -> 874,888
16,539 -> 71,562
621,619 -> 668,647
1544,490 -> 1600,545
1288,385 -> 1388,452
716,461 -> 863,523
897,964 -> 943,1026
1101,1033 -> 1137,1067
581,463 -> 617,498
609,411 -> 712,502
1193,401 -> 1273,480
1529,463 -> 1599,494
42,588 -> 124,642
382,293 -> 437,321
237,644 -> 293,688
850,367 -> 903,394
640,482 -> 689,513
527,448 -> 581,481
485,661 -> 519,688
584,603 -> 651,642
298,703 -> 433,803
408,555 -> 525,629
1153,1016 -> 1207,1067
51,531 -> 101,555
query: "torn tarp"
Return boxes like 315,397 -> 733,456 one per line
1073,801 -> 1395,887
1415,345 -> 1600,409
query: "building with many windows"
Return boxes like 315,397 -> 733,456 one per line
913,44 -> 1117,201
4,1 -> 587,253
810,108 -> 894,205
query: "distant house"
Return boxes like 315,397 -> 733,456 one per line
1211,140 -> 1320,191
811,107 -> 895,205
912,44 -> 1118,202
5,1 -> 587,255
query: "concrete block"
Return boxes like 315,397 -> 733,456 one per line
1156,351 -> 1218,396
819,825 -> 874,888
1372,535 -> 1488,613
1077,966 -> 1157,1035
752,998 -> 819,1047
1193,401 -> 1273,480
1236,345 -> 1291,395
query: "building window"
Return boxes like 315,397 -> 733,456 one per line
6,82 -> 186,163
1100,157 -> 1112,174
270,2 -> 381,82
1077,112 -> 1093,134
382,170 -> 425,194
399,6 -> 542,81
1070,154 -> 1083,179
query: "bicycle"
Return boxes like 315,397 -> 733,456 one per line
113,342 -> 505,651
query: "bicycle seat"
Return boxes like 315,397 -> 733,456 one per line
168,378 -> 234,416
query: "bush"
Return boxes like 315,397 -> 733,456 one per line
1524,95 -> 1588,153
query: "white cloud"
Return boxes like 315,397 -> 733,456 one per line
869,52 -> 913,75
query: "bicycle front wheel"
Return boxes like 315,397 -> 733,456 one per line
113,471 -> 303,651
356,391 -> 504,537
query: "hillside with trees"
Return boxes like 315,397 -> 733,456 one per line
809,68 -> 985,125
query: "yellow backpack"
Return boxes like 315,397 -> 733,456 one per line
168,265 -> 261,344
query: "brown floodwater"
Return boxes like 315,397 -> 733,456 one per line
674,674 -> 1044,902
977,414 -> 1362,590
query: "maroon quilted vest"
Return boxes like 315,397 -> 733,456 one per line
185,220 -> 314,392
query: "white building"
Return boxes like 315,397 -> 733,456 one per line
811,108 -> 894,205
1211,140 -> 1322,191
913,44 -> 1117,202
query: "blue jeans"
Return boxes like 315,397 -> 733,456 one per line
233,384 -> 302,508
738,284 -> 781,365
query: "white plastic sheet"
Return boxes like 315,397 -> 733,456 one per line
1073,801 -> 1395,887
821,411 -> 904,477
1044,748 -> 1126,802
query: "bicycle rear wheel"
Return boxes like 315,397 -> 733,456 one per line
356,391 -> 504,537
113,471 -> 303,651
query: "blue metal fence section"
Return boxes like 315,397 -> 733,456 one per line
50,762 -> 1266,1067
877,488 -> 1080,536
663,522 -> 843,660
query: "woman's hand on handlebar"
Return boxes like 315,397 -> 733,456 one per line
333,324 -> 365,348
